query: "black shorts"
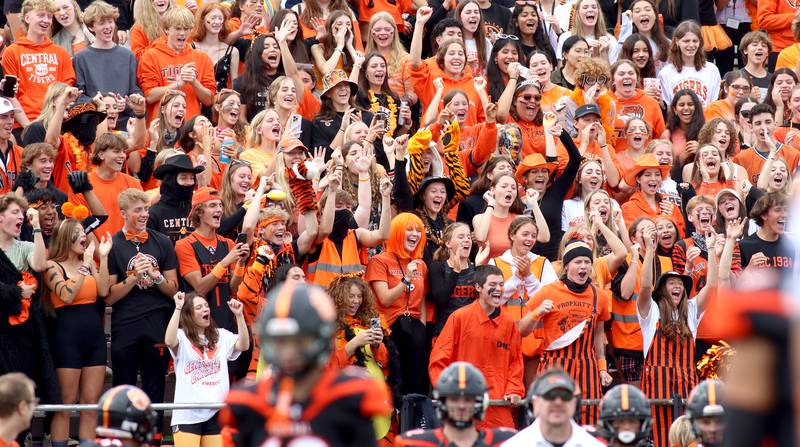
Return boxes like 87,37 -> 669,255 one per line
172,413 -> 221,436
53,304 -> 107,369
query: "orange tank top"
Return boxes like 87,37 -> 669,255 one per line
50,263 -> 98,309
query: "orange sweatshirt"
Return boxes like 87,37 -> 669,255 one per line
621,190 -> 686,237
410,62 -> 485,127
704,99 -> 735,122
611,89 -> 666,152
130,24 -> 157,60
138,37 -> 216,124
1,37 -> 75,123
757,0 -> 799,52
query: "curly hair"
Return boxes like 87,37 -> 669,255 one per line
697,118 -> 737,159
574,57 -> 611,90
328,276 -> 379,329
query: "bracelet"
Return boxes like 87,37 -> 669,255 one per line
211,264 -> 227,279
175,307 -> 182,311
153,272 -> 165,285
597,358 -> 608,371
486,205 -> 494,209
135,113 -> 146,119
32,228 -> 42,234
358,176 -> 370,183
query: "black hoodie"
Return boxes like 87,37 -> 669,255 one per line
147,172 -> 195,243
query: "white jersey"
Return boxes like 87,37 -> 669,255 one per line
658,62 -> 721,107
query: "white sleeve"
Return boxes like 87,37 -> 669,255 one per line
687,299 -> 704,339
617,13 -> 633,48
637,297 -> 660,358
556,32 -> 570,60
706,64 -> 722,106
607,34 -> 620,64
169,329 -> 188,361
658,67 -> 673,106
503,272 -> 524,300
220,329 -> 243,361
523,273 -> 543,297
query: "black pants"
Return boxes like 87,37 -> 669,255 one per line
390,316 -> 430,395
716,23 -> 752,76
110,314 -> 170,405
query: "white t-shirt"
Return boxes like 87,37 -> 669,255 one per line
638,297 -> 703,358
658,62 -> 721,107
169,329 -> 241,425
561,196 -> 622,231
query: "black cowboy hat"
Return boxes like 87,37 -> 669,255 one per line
654,271 -> 693,301
62,101 -> 107,128
413,176 -> 455,209
154,153 -> 205,180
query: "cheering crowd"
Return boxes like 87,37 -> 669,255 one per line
0,0 -> 796,444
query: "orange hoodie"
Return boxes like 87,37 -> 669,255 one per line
137,36 -> 216,123
621,190 -> 686,237
611,89 -> 666,152
757,0 -> 799,52
1,37 -> 75,123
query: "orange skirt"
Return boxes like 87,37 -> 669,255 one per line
702,25 -> 733,52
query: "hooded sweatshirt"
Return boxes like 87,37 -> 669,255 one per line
611,88 -> 666,152
147,172 -> 195,242
137,36 -> 216,124
1,37 -> 76,122
757,0 -> 799,52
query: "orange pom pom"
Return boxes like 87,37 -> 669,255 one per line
61,202 -> 75,217
73,205 -> 89,221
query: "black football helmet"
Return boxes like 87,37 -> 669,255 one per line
257,282 -> 337,377
686,379 -> 725,447
95,385 -> 158,444
432,362 -> 489,429
598,384 -> 652,446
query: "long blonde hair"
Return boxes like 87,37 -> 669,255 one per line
272,153 -> 296,214
221,161 -> 252,216
364,12 -> 408,75
571,0 -> 608,40
134,0 -> 174,41
32,82 -> 68,126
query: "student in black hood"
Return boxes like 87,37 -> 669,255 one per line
147,154 -> 205,243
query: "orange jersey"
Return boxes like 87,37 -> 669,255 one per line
429,300 -> 524,430
138,37 -> 216,124
1,37 -> 76,123
733,143 -> 800,185
0,143 -> 23,194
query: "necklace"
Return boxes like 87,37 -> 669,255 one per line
63,133 -> 88,172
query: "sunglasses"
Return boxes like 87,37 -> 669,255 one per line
495,33 -> 519,41
739,109 -> 751,118
515,0 -> 537,5
581,75 -> 608,86
541,389 -> 575,401
520,93 -> 542,102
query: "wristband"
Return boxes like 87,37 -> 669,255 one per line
153,272 -> 165,285
32,228 -> 42,234
358,176 -> 370,183
135,113 -> 146,119
597,358 -> 608,371
212,264 -> 227,279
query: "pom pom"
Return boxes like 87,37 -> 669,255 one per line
61,202 -> 75,217
73,205 -> 89,221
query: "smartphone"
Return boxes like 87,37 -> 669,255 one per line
643,77 -> 660,92
518,66 -> 534,80
235,233 -> 248,245
375,109 -> 389,131
370,317 -> 381,330
2,75 -> 17,98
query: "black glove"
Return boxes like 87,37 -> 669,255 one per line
12,169 -> 37,192
67,171 -> 93,194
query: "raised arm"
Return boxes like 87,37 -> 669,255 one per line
524,190 -> 550,243
276,18 -> 306,97
409,7 -> 433,68
352,147 -> 374,228
45,88 -> 79,147
165,291 -> 185,351
423,78 -> 446,127
637,226 -> 657,317
496,63 -> 520,123
355,177 -> 392,247
619,243 -> 640,300
696,231 -> 720,314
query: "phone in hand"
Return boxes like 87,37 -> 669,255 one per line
2,75 -> 17,98
235,232 -> 248,245
370,317 -> 381,330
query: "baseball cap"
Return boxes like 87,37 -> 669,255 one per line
0,98 -> 14,114
575,103 -> 601,119
532,370 -> 576,396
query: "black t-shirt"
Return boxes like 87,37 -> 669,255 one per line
21,121 -> 46,146
739,233 -> 794,271
743,68 -> 772,101
481,2 -> 512,36
312,110 -> 374,159
428,262 -> 477,336
107,229 -> 179,326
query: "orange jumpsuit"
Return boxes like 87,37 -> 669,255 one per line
429,300 -> 524,430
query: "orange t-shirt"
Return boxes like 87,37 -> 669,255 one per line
541,84 -> 570,112
51,274 -> 97,309
695,179 -> 736,197
138,37 -> 216,124
410,62 -> 485,127
527,280 -> 612,350
704,99 -> 735,121
365,251 -> 429,327
175,231 -> 236,275
70,169 -> 143,237
1,37 -> 76,123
